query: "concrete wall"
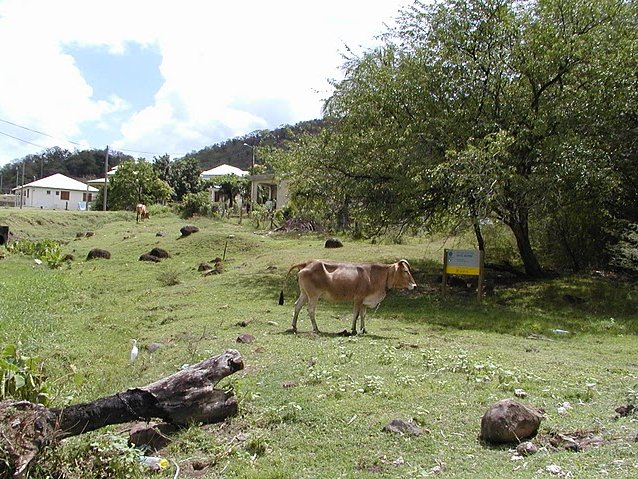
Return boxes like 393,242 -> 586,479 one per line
20,187 -> 93,210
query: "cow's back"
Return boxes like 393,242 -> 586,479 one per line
298,260 -> 388,303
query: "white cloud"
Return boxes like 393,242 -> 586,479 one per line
0,0 -> 407,166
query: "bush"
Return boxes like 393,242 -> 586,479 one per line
0,343 -> 51,405
6,239 -> 64,268
179,191 -> 213,218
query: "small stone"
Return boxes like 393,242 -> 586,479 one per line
546,464 -> 562,475
382,419 -> 423,436
236,333 -> 255,344
516,441 -> 538,456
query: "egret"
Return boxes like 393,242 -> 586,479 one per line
130,339 -> 139,363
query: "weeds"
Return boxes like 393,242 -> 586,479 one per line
0,343 -> 51,405
6,238 -> 64,268
157,269 -> 181,286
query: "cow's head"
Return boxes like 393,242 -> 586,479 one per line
389,259 -> 417,290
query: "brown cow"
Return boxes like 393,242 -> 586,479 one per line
135,203 -> 150,223
280,259 -> 416,335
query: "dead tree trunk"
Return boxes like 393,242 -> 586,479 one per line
0,349 -> 243,479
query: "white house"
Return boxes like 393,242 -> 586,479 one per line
13,173 -> 98,210
200,164 -> 248,181
200,164 -> 249,203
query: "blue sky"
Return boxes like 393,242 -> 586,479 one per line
0,0 -> 409,167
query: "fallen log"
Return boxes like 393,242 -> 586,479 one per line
0,349 -> 243,478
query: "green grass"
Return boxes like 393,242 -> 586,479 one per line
1,207 -> 637,479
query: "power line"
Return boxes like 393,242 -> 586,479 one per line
0,129 -> 49,149
0,116 -> 188,159
0,117 -> 82,146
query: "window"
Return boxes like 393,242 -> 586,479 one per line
60,191 -> 70,200
82,193 -> 93,202
55,191 -> 59,196
47,190 -> 51,195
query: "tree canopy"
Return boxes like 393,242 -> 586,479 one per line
268,0 -> 638,276
100,160 -> 172,211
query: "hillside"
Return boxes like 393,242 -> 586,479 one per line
0,119 -> 325,193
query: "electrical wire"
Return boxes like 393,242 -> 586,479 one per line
0,129 -> 49,149
0,117 -> 82,146
0,117 -> 188,158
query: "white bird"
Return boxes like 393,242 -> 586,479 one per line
130,339 -> 139,363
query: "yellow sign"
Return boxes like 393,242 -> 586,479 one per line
446,265 -> 480,276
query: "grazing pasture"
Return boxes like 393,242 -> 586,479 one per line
0,208 -> 637,479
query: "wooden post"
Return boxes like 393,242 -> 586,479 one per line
442,248 -> 449,297
102,145 -> 109,211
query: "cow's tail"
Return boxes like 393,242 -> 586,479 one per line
279,262 -> 308,305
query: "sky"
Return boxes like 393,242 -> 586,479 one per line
0,0 -> 410,168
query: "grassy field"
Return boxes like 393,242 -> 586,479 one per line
1,208 -> 637,479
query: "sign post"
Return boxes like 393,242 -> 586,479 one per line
442,249 -> 485,301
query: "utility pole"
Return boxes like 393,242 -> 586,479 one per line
102,145 -> 109,211
15,167 -> 18,208
20,161 -> 25,209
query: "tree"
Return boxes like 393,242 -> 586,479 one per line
102,159 -> 172,211
168,157 -> 203,201
270,0 -> 638,276
152,153 -> 172,184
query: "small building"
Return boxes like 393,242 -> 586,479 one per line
87,166 -> 119,188
12,173 -> 98,210
249,173 -> 289,210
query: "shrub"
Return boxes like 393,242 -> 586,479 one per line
0,343 -> 51,405
6,239 -> 64,268
180,191 -> 213,218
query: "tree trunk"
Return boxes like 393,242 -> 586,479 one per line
472,217 -> 485,252
506,217 -> 545,278
0,349 -> 243,479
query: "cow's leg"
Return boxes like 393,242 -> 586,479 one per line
307,297 -> 320,333
351,302 -> 363,335
291,292 -> 307,333
359,306 -> 368,334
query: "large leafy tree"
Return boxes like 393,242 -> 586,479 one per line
271,0 -> 638,276
104,159 -> 172,211
168,157 -> 203,201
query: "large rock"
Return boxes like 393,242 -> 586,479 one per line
480,399 -> 542,444
86,248 -> 111,260
324,237 -> 343,248
149,247 -> 170,259
139,253 -> 161,263
180,225 -> 199,237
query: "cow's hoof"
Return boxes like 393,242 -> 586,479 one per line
286,328 -> 297,334
359,328 -> 367,335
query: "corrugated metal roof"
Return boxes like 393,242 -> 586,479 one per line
16,173 -> 98,192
